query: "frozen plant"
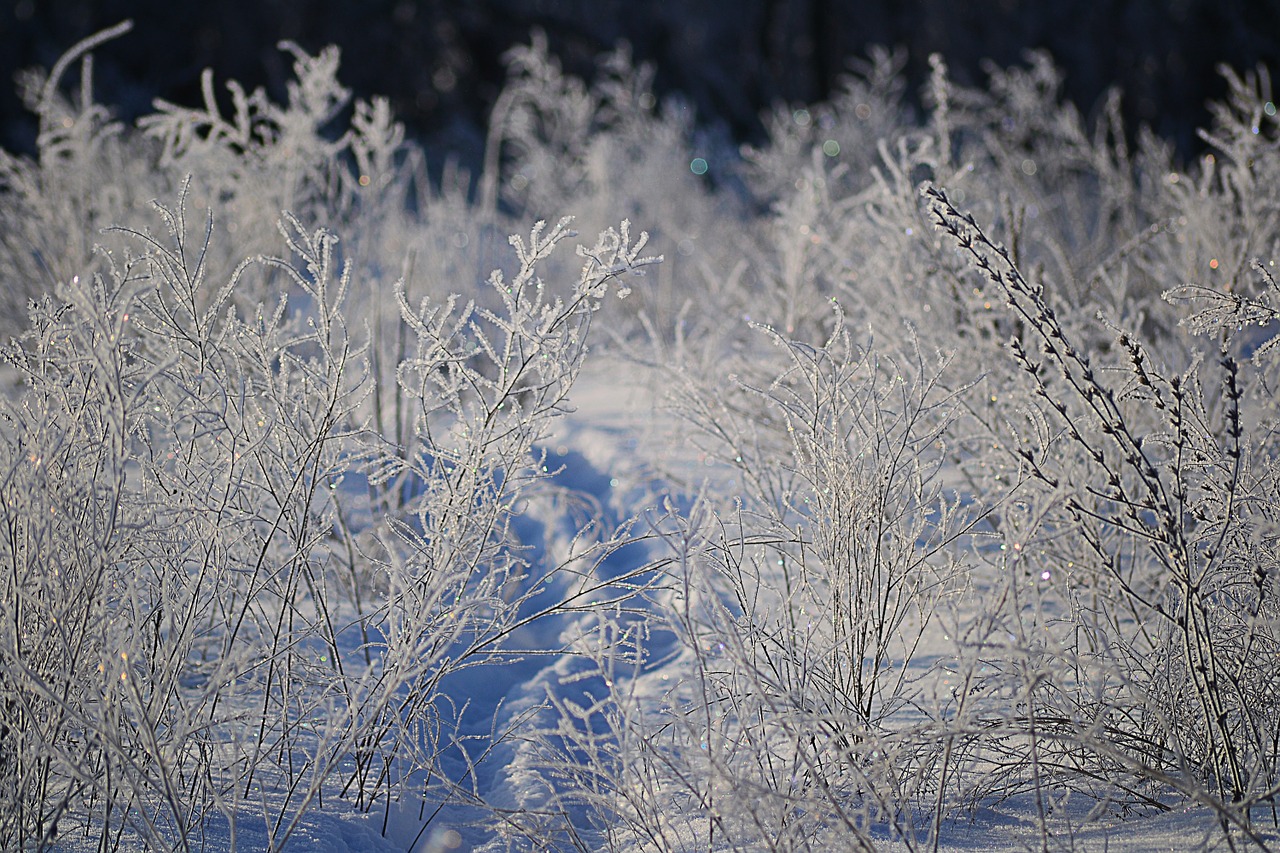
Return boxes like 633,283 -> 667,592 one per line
929,183 -> 1280,845
0,21 -> 164,340
536,309 -> 987,851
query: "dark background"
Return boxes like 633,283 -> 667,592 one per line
3,0 -> 1280,165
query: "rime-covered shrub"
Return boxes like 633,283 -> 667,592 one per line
5,19 -> 1280,853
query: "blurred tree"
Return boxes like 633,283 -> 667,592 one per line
2,0 -> 1279,164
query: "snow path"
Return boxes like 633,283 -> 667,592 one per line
373,362 -> 683,851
